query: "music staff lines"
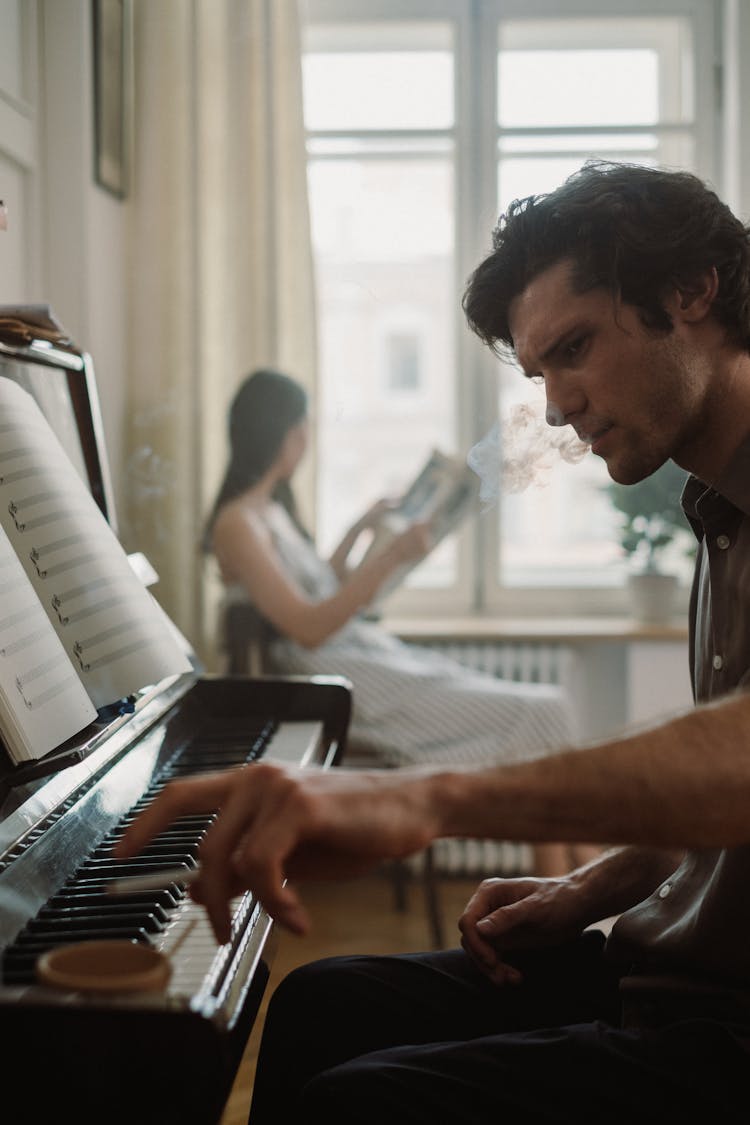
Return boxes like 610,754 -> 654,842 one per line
52,590 -> 132,628
0,443 -> 38,463
4,491 -> 93,531
0,572 -> 31,596
74,635 -> 157,673
53,574 -> 115,605
73,617 -> 165,673
15,649 -> 71,689
16,666 -> 79,711
30,549 -> 98,580
0,624 -> 55,657
28,532 -> 80,558
0,605 -> 42,633
73,611 -> 157,655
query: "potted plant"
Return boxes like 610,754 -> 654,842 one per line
607,460 -> 695,622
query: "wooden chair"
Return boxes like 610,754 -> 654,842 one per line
219,600 -> 446,948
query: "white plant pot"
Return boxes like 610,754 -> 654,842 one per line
627,571 -> 678,624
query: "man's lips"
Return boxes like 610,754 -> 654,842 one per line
575,423 -> 613,453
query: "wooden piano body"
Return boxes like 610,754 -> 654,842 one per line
0,334 -> 351,1123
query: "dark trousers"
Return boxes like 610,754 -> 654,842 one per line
248,931 -> 749,1124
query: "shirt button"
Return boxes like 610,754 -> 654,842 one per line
658,884 -> 671,899
713,654 -> 724,671
716,534 -> 730,550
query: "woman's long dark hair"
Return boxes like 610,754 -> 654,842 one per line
203,368 -> 310,551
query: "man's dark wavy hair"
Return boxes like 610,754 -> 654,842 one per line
462,161 -> 750,357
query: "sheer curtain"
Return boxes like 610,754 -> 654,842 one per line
125,0 -> 317,666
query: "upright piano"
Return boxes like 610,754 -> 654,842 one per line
0,328 -> 351,1123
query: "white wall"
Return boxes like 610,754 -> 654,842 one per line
0,0 -> 129,521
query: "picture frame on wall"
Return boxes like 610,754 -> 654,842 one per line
92,0 -> 131,198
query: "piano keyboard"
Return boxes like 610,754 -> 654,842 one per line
1,716 -> 324,996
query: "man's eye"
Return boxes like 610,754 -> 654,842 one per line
563,337 -> 585,360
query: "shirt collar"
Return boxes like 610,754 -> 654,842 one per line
681,432 -> 750,527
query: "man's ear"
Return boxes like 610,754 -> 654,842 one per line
674,266 -> 719,323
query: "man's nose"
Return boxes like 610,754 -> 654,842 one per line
544,374 -> 585,428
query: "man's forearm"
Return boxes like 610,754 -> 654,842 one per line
429,691 -> 750,851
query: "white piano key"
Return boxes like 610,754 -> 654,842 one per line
262,720 -> 324,766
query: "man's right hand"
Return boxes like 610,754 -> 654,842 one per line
458,875 -> 591,986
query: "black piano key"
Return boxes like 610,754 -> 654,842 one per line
38,901 -> 171,925
58,878 -> 186,896
47,890 -> 179,912
76,858 -> 197,877
1,712 -> 285,989
85,849 -> 199,866
28,911 -> 166,936
11,925 -> 152,947
101,824 -> 209,840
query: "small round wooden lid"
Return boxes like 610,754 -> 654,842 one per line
37,940 -> 171,993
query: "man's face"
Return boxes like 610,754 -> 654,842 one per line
508,258 -> 708,484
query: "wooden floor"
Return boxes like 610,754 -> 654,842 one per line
218,870 -> 479,1125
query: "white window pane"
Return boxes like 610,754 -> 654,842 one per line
499,49 -> 660,128
497,17 -> 694,129
303,20 -> 454,132
309,156 -> 458,588
309,158 -> 452,259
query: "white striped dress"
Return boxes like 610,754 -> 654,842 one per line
260,505 -> 577,769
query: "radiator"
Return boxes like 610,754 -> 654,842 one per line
425,640 -> 577,693
409,639 -> 577,878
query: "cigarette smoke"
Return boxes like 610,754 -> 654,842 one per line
467,401 -> 590,503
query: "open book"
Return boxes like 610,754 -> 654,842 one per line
0,378 -> 191,765
362,448 -> 478,604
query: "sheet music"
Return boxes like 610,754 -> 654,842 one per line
0,379 -> 191,711
0,526 -> 97,760
362,448 -> 478,605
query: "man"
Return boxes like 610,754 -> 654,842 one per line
117,163 -> 750,1123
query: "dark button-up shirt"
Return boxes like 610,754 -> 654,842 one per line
606,433 -> 750,993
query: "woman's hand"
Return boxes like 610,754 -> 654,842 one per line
353,497 -> 400,534
390,520 -> 433,564
458,875 -> 589,986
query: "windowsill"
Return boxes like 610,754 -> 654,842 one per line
381,614 -> 689,644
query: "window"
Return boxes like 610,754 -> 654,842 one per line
385,332 -> 422,392
301,0 -> 720,616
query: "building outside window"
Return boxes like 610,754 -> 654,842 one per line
386,331 -> 422,392
301,0 -> 720,616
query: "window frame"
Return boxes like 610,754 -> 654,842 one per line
303,0 -> 722,619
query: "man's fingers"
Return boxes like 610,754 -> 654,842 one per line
195,768 -> 313,937
476,896 -> 531,938
460,934 -> 523,986
113,772 -> 232,858
487,961 -> 523,987
460,931 -> 498,973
